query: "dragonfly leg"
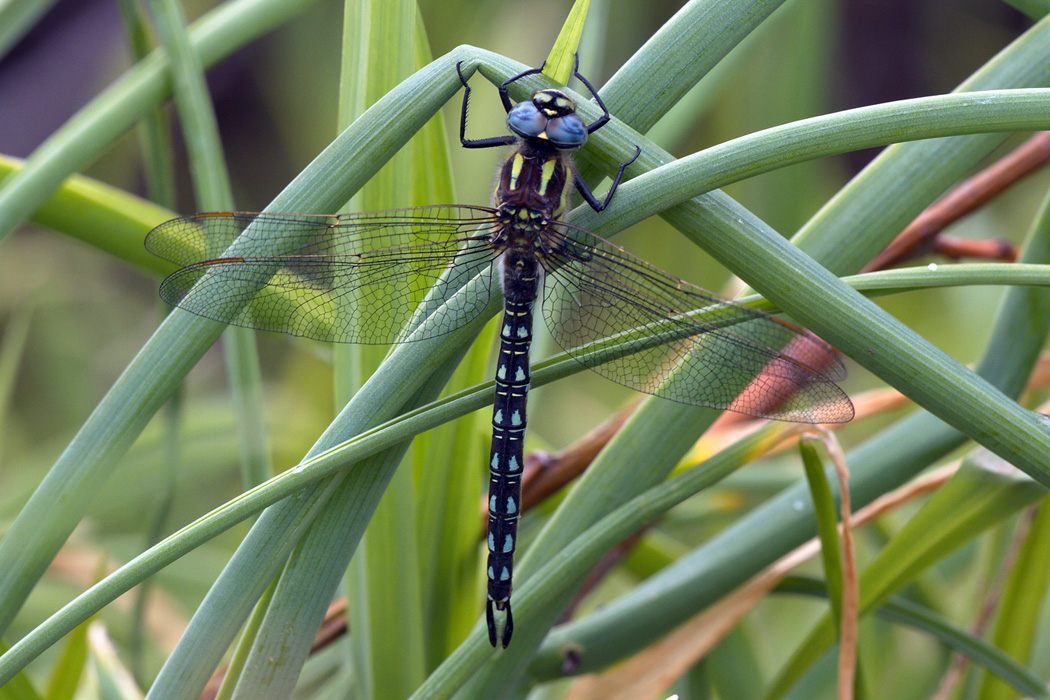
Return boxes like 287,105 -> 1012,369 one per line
572,56 -> 614,135
457,61 -> 519,150
572,144 -> 642,212
498,61 -> 546,113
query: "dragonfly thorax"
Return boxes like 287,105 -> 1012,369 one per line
496,150 -> 573,222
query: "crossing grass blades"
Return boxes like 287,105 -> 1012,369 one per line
145,57 -> 854,649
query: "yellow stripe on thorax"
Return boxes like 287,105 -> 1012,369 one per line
537,158 -> 557,197
507,153 -> 525,191
555,159 -> 570,218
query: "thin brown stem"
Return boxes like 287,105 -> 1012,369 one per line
864,131 -> 1050,272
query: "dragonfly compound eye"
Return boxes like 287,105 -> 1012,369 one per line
507,101 -> 547,139
544,114 -> 587,150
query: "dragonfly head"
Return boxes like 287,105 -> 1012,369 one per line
507,89 -> 587,151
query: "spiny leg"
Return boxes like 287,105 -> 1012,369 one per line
569,54 -> 614,135
497,62 -> 546,113
457,61 -> 518,150
573,144 -> 642,212
563,55 -> 643,211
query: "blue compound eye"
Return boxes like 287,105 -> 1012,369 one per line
545,114 -> 587,150
507,102 -> 546,138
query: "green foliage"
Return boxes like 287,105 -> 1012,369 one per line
2,1 -> 1050,699
798,438 -> 845,632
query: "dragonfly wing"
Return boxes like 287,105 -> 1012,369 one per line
540,224 -> 853,424
147,206 -> 501,344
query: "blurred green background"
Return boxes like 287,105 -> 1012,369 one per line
1,0 -> 1047,695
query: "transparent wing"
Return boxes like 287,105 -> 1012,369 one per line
539,223 -> 853,423
145,206 -> 502,344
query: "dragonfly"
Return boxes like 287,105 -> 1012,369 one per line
146,58 -> 854,648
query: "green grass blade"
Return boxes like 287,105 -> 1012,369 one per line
878,595 -> 1049,700
599,0 -> 790,133
843,264 -> 1050,296
42,614 -> 90,700
763,460 -> 1048,700
212,578 -> 277,700
543,0 -> 589,84
0,155 -> 174,274
777,577 -> 1050,700
146,0 -> 273,493
116,0 -> 177,211
1004,0 -> 1050,18
145,0 -> 234,209
570,89 -> 1050,240
0,0 -> 57,61
799,439 -> 844,631
571,0 -> 793,199
0,309 -> 31,468
0,640 -> 41,700
735,264 -> 1050,314
337,5 -> 428,699
976,497 -> 1050,700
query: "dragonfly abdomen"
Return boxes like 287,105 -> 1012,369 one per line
486,252 -> 539,648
